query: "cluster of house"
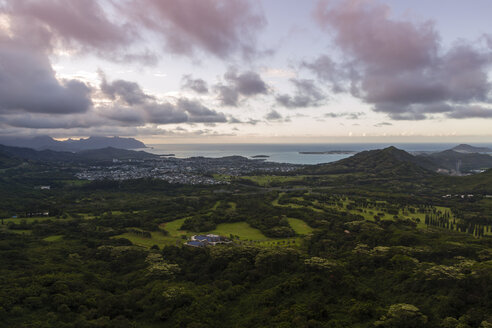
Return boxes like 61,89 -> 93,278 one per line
186,234 -> 231,247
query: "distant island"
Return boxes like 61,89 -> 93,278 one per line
159,154 -> 176,157
451,144 -> 492,153
0,135 -> 147,152
299,150 -> 357,155
251,155 -> 270,158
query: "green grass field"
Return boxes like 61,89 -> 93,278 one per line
241,175 -> 307,187
114,230 -> 181,248
287,218 -> 314,235
43,235 -> 64,242
162,218 -> 188,237
272,193 -> 323,212
3,216 -> 57,224
212,174 -> 232,182
208,222 -> 266,240
114,218 -> 305,249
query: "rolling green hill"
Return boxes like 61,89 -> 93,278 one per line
0,151 -> 22,169
419,150 -> 492,173
454,168 -> 492,192
304,146 -> 437,178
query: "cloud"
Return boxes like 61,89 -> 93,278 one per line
2,0 -> 156,63
125,0 -> 266,59
215,67 -> 269,106
446,105 -> 492,119
224,68 -> 268,96
215,84 -> 240,107
276,79 -> 325,108
308,0 -> 492,120
374,122 -> 392,127
7,0 -> 133,51
3,0 -> 266,63
265,110 -> 282,120
0,35 -> 92,115
98,75 -> 229,125
302,55 -> 349,93
181,75 -> 208,94
227,117 -> 242,124
324,112 -> 365,119
176,98 -> 227,123
100,73 -> 153,105
0,123 -> 236,139
380,103 -> 492,120
0,112 -> 103,129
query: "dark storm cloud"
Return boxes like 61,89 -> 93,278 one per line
276,79 -> 325,108
0,36 -> 92,115
307,0 -> 492,120
181,75 -> 209,94
215,68 -> 269,106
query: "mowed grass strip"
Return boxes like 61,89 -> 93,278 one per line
241,175 -> 306,187
161,218 -> 188,237
287,218 -> 313,235
3,216 -> 57,224
43,235 -> 64,242
3,229 -> 32,234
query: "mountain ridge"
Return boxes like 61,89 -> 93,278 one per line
0,136 -> 146,152
0,144 -> 157,163
451,144 -> 492,153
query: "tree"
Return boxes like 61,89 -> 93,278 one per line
374,304 -> 428,328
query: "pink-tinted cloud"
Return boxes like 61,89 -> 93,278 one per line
125,0 -> 266,59
7,0 -> 132,50
214,67 -> 269,106
3,0 -> 266,62
308,0 -> 492,120
276,79 -> 326,108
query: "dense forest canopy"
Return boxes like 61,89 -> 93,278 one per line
1,147 -> 492,327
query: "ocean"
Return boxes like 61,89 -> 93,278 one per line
145,143 -> 492,165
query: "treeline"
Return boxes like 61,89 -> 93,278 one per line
425,213 -> 491,237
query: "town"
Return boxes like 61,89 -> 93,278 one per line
75,156 -> 300,184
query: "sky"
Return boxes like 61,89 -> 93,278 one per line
0,0 -> 491,144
